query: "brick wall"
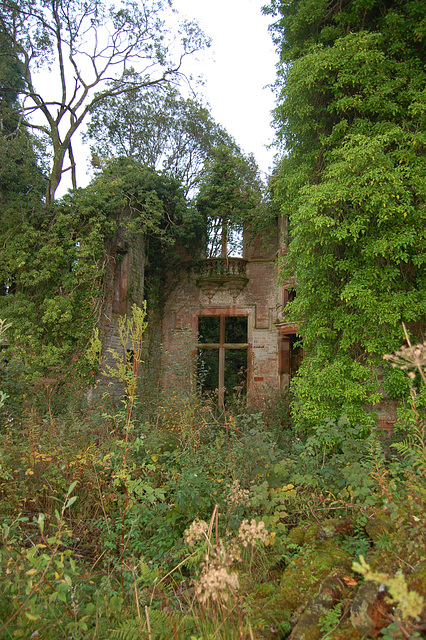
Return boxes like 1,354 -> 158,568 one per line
160,228 -> 281,405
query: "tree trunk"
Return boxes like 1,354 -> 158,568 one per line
221,218 -> 228,257
46,144 -> 68,205
68,143 -> 77,190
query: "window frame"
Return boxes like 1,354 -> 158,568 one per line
197,313 -> 249,408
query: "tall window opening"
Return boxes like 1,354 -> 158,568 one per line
197,315 -> 248,407
282,287 -> 296,308
207,217 -> 244,258
279,332 -> 303,381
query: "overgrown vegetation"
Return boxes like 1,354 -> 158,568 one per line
0,310 -> 425,639
266,0 -> 426,430
0,0 -> 425,637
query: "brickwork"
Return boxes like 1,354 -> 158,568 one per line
161,231 -> 282,404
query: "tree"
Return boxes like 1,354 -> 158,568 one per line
0,157 -> 199,387
86,81 -> 235,194
0,29 -> 46,233
0,27 -> 23,133
266,0 -> 426,429
0,0 -> 207,203
195,145 -> 265,257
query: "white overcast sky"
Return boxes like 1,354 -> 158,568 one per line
172,0 -> 278,176
55,0 -> 278,195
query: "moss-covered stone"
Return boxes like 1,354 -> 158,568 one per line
277,539 -> 352,626
315,518 -> 341,541
303,524 -> 319,545
350,581 -> 381,636
408,559 -> 426,597
288,575 -> 341,640
270,585 -> 302,611
240,530 -> 363,639
364,513 -> 394,542
288,525 -> 305,546
328,620 -> 362,639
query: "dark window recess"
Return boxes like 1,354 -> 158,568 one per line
197,348 -> 219,393
198,316 -> 220,343
282,287 -> 296,309
279,333 -> 302,377
279,336 -> 291,375
224,349 -> 247,396
197,315 -> 248,407
112,249 -> 129,315
226,316 -> 247,343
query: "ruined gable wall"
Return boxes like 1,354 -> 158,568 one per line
98,229 -> 146,399
161,227 -> 281,405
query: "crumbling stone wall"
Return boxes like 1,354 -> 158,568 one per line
99,225 -> 146,400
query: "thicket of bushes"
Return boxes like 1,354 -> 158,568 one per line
0,310 -> 425,639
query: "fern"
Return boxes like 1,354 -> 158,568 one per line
111,608 -> 175,640
111,618 -> 143,640
318,603 -> 343,635
392,429 -> 426,473
137,560 -> 159,588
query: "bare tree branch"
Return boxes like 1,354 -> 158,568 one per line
0,0 -> 209,203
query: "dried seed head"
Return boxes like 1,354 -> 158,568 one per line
225,480 -> 250,507
194,563 -> 239,604
210,539 -> 240,567
184,519 -> 209,547
384,342 -> 426,375
238,519 -> 268,548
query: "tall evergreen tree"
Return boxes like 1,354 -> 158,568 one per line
195,145 -> 265,257
0,30 -> 45,225
266,0 -> 426,428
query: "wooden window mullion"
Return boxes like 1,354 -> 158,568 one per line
218,316 -> 226,408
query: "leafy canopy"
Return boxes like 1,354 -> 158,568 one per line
0,0 -> 208,202
266,0 -> 426,429
86,80 -> 235,195
195,145 -> 265,257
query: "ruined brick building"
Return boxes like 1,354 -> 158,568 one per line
160,216 -> 303,407
99,210 -> 398,429
100,213 -> 302,407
